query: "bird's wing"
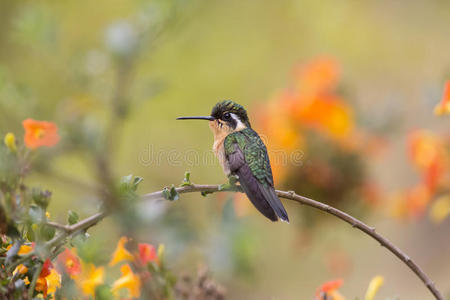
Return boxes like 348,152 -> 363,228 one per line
225,129 -> 289,222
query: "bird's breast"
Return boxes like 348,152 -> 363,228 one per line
212,135 -> 231,176
209,121 -> 237,176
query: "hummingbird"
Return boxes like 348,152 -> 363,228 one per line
177,100 -> 289,223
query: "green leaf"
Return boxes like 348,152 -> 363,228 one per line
181,171 -> 191,186
228,174 -> 238,185
131,176 -> 143,191
201,191 -> 213,197
26,225 -> 36,242
28,205 -> 44,224
68,210 -> 79,225
162,185 -> 179,201
170,186 -> 179,201
39,224 -> 55,241
120,174 -> 133,186
120,174 -> 143,192
95,284 -> 114,300
31,188 -> 51,209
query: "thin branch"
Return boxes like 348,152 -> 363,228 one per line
8,212 -> 107,272
143,184 -> 444,300
45,221 -> 69,231
45,212 -> 106,234
10,184 -> 443,300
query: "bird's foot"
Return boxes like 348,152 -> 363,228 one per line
219,175 -> 239,191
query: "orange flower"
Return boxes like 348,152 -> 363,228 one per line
294,96 -> 354,141
434,81 -> 450,116
109,236 -> 135,266
392,184 -> 432,219
23,119 -> 60,149
408,130 -> 447,192
253,97 -> 304,181
295,57 -> 340,97
409,130 -> 445,169
138,243 -> 157,266
256,96 -> 303,151
35,259 -> 61,298
35,277 -> 48,297
57,248 -> 81,278
73,262 -> 105,297
315,278 -> 345,300
112,264 -> 141,298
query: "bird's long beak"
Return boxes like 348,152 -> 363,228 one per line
176,116 -> 215,121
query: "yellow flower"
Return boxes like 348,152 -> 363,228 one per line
364,275 -> 384,300
23,277 -> 30,285
328,290 -> 346,300
46,211 -> 51,219
6,244 -> 33,255
109,236 -> 134,266
430,195 -> 450,224
17,246 -> 32,256
112,264 -> 141,299
4,132 -> 17,152
13,264 -> 28,276
73,263 -> 105,298
35,277 -> 47,296
18,245 -> 33,255
434,81 -> 450,116
157,244 -> 165,261
46,269 -> 62,297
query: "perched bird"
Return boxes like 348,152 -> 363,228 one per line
177,100 -> 289,222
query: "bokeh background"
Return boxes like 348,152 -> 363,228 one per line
1,0 -> 450,299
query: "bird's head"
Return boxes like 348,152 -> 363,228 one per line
177,100 -> 251,136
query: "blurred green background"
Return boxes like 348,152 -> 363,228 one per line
1,0 -> 449,299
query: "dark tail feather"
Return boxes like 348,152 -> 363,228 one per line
261,186 -> 289,223
236,166 -> 278,222
239,179 -> 278,222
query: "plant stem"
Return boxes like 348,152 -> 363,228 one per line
10,184 -> 443,300
144,184 -> 444,300
28,262 -> 43,299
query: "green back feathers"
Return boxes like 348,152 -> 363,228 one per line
224,128 -> 274,187
211,100 -> 251,128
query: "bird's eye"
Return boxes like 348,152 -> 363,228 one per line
223,112 -> 231,120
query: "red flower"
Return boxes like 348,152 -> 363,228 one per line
23,119 -> 60,149
316,278 -> 344,299
36,259 -> 56,297
138,243 -> 157,265
57,248 -> 81,277
40,259 -> 53,278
